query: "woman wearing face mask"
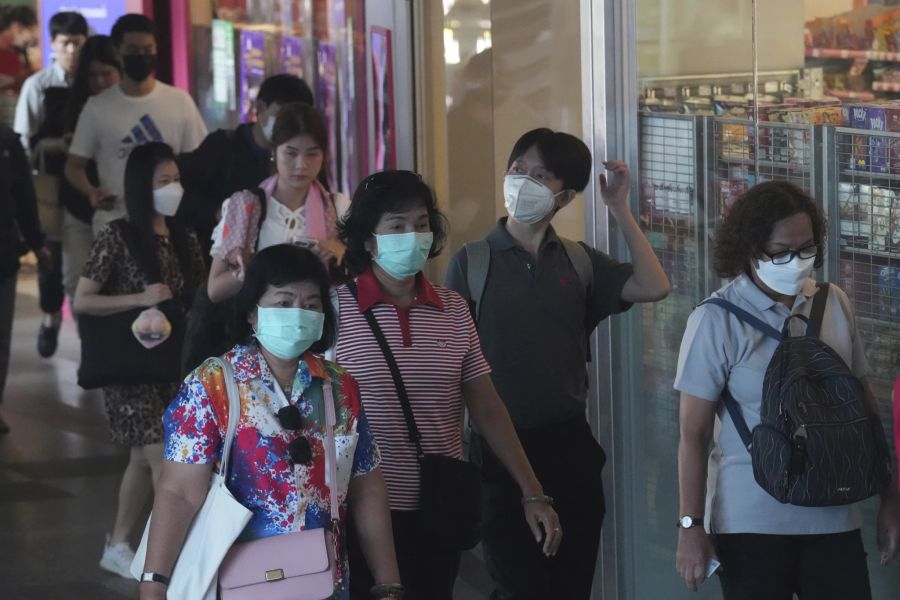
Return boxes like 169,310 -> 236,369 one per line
184,103 -> 348,375
674,181 -> 900,598
138,244 -> 402,600
335,170 -> 561,600
73,142 -> 206,579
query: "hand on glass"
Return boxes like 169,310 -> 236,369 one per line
599,160 -> 631,212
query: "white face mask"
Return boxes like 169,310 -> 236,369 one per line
503,174 -> 559,225
152,181 -> 184,216
262,115 -> 276,142
753,254 -> 815,295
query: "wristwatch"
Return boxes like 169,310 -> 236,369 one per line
677,515 -> 703,529
140,572 -> 170,586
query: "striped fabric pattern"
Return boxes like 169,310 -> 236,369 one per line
334,277 -> 491,510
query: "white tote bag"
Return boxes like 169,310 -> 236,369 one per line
131,357 -> 252,599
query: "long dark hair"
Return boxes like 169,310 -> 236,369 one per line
228,245 -> 336,352
64,35 -> 121,133
271,102 -> 331,191
123,142 -> 196,298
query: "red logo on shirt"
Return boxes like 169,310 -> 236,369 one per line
560,278 -> 572,286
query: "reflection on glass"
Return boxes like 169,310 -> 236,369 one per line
633,2 -> 900,599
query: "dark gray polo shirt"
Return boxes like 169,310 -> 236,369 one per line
445,218 -> 634,430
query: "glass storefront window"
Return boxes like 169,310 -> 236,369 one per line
628,1 -> 900,599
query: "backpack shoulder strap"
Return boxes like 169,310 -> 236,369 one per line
698,297 -> 779,453
464,239 -> 491,323
561,238 -> 593,291
700,298 -> 782,342
251,187 -> 267,252
806,282 -> 829,339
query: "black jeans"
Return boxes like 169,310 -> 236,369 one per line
476,417 -> 606,600
347,509 -> 461,600
0,272 -> 16,402
715,530 -> 871,600
37,239 -> 63,314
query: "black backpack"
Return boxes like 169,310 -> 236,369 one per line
702,282 -> 892,507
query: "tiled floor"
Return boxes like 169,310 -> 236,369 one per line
0,274 -> 492,599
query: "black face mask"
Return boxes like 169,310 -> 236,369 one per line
123,54 -> 157,82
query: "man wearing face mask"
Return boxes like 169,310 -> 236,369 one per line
445,128 -> 670,599
178,74 -> 315,262
65,13 -> 207,237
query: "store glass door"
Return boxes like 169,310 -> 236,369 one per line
602,0 -> 900,599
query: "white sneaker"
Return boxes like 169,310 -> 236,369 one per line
99,534 -> 136,578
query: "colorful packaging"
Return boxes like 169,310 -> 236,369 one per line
867,107 -> 890,174
847,104 -> 870,171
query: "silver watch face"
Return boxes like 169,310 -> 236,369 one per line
679,516 -> 694,528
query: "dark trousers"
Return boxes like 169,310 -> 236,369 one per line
715,530 -> 871,600
476,418 -> 606,600
0,272 -> 16,402
347,509 -> 461,600
37,239 -> 63,314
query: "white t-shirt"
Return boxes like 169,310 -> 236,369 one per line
13,62 -> 68,155
69,81 -> 208,230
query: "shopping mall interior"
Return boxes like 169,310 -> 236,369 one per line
0,0 -> 899,599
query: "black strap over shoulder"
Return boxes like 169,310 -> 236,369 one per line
346,280 -> 425,460
806,282 -> 829,339
251,187 -> 267,252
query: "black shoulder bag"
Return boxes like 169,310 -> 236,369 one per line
346,280 -> 482,550
77,220 -> 188,389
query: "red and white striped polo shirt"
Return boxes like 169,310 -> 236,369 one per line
334,269 -> 491,511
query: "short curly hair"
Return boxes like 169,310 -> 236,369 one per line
714,181 -> 826,278
339,171 -> 448,275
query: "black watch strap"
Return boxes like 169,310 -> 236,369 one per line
140,572 -> 170,586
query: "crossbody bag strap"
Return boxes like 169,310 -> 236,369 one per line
211,357 -> 241,478
345,280 -> 425,460
322,380 -> 339,520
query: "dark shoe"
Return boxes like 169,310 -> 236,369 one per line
37,324 -> 60,358
0,414 -> 9,434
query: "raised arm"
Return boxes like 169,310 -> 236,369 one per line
600,160 -> 671,303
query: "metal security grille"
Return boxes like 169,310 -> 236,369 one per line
636,114 -> 700,538
638,114 -> 700,420
712,118 -> 816,219
834,128 -> 900,448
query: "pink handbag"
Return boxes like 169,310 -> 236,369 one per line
218,381 -> 341,600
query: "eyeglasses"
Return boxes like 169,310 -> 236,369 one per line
361,170 -> 423,191
276,405 -> 313,465
761,245 -> 818,265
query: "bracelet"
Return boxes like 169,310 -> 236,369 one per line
521,494 -> 554,506
370,582 -> 405,599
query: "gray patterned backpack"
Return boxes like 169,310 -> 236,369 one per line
702,282 -> 892,506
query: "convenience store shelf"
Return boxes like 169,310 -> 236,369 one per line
839,168 -> 900,183
806,47 -> 900,62
873,81 -> 900,92
827,89 -> 876,101
718,155 -> 811,172
839,245 -> 899,261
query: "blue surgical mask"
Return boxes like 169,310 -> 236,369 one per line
254,306 -> 325,360
373,232 -> 433,280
